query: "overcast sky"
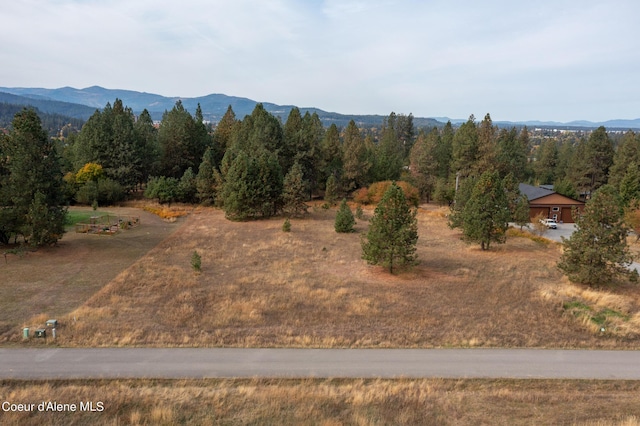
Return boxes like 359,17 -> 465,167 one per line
2,0 -> 639,122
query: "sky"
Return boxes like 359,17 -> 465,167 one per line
1,0 -> 639,122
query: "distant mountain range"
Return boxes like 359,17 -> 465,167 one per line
1,86 -> 639,130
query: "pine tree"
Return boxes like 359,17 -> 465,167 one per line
513,193 -> 530,230
473,113 -> 497,176
584,126 -> 614,193
325,174 -> 339,205
4,109 -> 66,246
495,127 -> 527,181
534,139 -> 558,185
361,182 -> 418,273
282,161 -> 309,217
342,120 -> 369,191
320,123 -> 343,185
409,129 -> 439,202
558,185 -> 632,286
609,131 -> 640,188
452,115 -> 478,178
158,100 -> 210,178
619,163 -> 640,207
196,147 -> 218,205
335,198 -> 355,233
372,115 -> 404,182
461,171 -> 511,250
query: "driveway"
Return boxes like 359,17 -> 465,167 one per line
519,223 -> 640,272
2,348 -> 640,380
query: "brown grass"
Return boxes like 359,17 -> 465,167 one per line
1,378 -> 640,425
0,206 -> 181,340
6,204 -> 640,347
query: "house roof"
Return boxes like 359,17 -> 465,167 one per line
519,183 -> 556,201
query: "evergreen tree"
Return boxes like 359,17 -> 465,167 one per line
221,150 -> 283,220
447,176 -> 476,229
196,147 -> 218,205
361,182 -> 418,273
283,107 -> 304,174
585,126 -> 614,193
558,185 -> 632,286
461,171 -> 511,250
372,124 -> 403,182
534,139 -> 558,185
74,99 -> 143,190
178,167 -> 198,203
495,127 -> 527,181
134,109 -> 159,182
158,100 -> 210,178
555,140 -> 574,182
3,109 -> 66,246
409,129 -> 439,202
553,178 -> 578,200
452,115 -> 478,178
436,122 -> 454,180
342,120 -> 369,191
144,176 -> 179,205
566,139 -> 591,198
282,161 -> 309,217
212,105 -> 238,164
320,123 -> 343,185
473,113 -> 497,176
619,163 -> 640,207
299,112 -> 323,195
609,131 -> 640,188
513,193 -> 530,230
325,174 -> 338,205
232,103 -> 283,157
335,198 -> 355,233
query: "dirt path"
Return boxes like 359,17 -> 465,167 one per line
0,207 -> 182,336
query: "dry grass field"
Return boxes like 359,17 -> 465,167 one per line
1,378 -> 640,425
4,202 -> 639,348
0,206 -> 181,340
3,203 -> 640,424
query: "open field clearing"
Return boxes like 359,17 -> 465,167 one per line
0,206 -> 181,340
4,203 -> 639,347
1,378 -> 640,425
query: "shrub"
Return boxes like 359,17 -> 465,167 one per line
191,250 -> 201,272
335,199 -> 355,233
355,181 -> 420,207
282,218 -> 291,232
75,178 -> 125,206
353,187 -> 370,205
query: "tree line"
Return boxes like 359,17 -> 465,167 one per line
3,98 -> 640,278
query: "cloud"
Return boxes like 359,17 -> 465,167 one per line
1,0 -> 639,121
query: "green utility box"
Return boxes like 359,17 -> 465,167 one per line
23,327 -> 29,339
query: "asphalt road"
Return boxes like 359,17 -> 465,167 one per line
2,348 -> 640,380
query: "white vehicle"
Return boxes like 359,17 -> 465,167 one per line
540,218 -> 557,229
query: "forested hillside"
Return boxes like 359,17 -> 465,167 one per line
0,102 -> 85,136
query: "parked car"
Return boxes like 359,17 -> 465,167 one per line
539,218 -> 557,229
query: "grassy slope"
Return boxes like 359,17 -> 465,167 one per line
3,204 -> 640,424
6,204 -> 639,348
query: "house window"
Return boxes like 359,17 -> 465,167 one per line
552,207 -> 560,212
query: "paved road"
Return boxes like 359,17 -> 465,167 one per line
2,348 -> 640,380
